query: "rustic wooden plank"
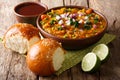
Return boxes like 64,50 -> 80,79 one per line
64,0 -> 88,7
40,0 -> 64,9
57,69 -> 72,80
83,72 -> 100,80
39,70 -> 72,80
7,52 -> 37,80
71,63 -> 100,80
70,64 -> 84,80
0,0 -> 39,80
99,37 -> 120,80
0,43 -> 36,80
89,0 -> 120,80
0,43 -> 13,80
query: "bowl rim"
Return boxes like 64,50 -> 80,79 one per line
14,1 -> 48,17
37,5 -> 108,41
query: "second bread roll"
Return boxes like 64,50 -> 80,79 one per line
26,38 -> 65,76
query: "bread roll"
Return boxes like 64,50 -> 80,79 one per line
26,38 -> 65,76
3,23 -> 40,54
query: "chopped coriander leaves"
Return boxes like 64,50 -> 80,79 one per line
47,12 -> 53,16
84,20 -> 92,30
0,38 -> 3,42
58,26 -> 63,30
87,14 -> 93,18
50,20 -> 56,25
47,12 -> 58,17
69,18 -> 79,28
65,8 -> 72,12
86,20 -> 92,25
94,16 -> 99,24
40,21 -> 45,25
84,24 -> 92,30
74,21 -> 79,28
63,34 -> 68,38
70,18 -> 74,25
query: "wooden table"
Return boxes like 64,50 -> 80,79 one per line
0,0 -> 120,80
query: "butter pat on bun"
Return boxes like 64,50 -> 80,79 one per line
26,38 -> 65,76
3,23 -> 40,54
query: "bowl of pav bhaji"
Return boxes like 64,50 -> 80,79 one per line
37,6 -> 108,50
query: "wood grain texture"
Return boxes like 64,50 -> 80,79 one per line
7,52 -> 37,80
99,36 -> 120,80
39,70 -> 72,80
64,0 -> 88,7
89,0 -> 120,80
0,43 -> 13,80
71,64 -> 100,80
0,43 -> 37,80
40,0 -> 63,9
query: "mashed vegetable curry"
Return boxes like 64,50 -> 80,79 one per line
40,7 -> 106,39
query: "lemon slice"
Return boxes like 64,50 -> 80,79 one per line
92,44 -> 109,62
81,52 -> 101,72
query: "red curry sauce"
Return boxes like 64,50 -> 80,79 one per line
17,3 -> 46,16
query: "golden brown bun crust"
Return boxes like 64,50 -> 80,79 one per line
4,23 -> 39,40
26,38 -> 62,76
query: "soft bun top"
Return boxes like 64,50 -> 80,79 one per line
4,23 -> 40,40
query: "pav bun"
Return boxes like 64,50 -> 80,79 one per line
3,23 -> 40,54
26,38 -> 65,76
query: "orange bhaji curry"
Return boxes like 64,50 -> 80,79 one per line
40,7 -> 106,39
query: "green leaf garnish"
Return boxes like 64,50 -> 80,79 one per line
63,34 -> 68,38
58,26 -> 63,30
40,21 -> 45,25
94,17 -> 99,24
0,38 -> 3,42
87,14 -> 93,18
74,21 -> 79,28
84,24 -> 92,30
70,18 -> 74,25
86,20 -> 92,25
47,12 -> 54,16
65,8 -> 72,12
50,20 -> 56,25
84,20 -> 92,30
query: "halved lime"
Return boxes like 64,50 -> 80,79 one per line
92,44 -> 109,63
81,52 -> 101,72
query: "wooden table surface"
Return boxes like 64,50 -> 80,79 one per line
0,0 -> 120,80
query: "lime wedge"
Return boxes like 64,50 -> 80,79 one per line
92,44 -> 109,63
81,52 -> 101,72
